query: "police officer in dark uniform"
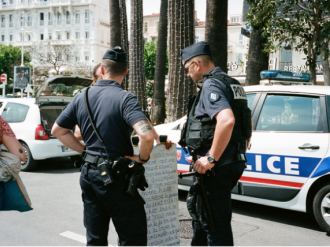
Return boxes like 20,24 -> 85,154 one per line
180,41 -> 252,246
51,47 -> 154,246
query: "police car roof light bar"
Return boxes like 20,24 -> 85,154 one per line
260,70 -> 311,84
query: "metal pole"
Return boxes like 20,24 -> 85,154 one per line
21,12 -> 24,67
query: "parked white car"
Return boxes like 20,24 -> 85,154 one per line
154,70 -> 330,234
0,75 -> 93,171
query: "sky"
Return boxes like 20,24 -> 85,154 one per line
126,0 -> 244,22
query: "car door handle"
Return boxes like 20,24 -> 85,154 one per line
298,145 -> 319,150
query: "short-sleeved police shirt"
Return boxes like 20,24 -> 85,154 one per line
56,80 -> 147,157
194,67 -> 239,157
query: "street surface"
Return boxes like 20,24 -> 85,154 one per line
0,157 -> 329,245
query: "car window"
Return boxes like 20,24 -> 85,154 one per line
256,95 -> 322,132
1,102 -> 29,123
247,93 -> 256,108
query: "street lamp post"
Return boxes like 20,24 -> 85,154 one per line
21,12 -> 25,67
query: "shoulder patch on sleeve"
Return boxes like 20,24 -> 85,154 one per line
208,92 -> 220,102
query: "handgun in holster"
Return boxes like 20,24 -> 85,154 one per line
126,160 -> 148,196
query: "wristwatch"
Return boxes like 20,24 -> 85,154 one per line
207,155 -> 216,164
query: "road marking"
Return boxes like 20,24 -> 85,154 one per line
60,231 -> 86,244
59,231 -> 115,246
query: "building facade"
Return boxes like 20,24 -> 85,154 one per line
143,12 -> 249,76
0,0 -> 110,80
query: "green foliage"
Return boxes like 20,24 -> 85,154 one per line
146,80 -> 154,98
247,0 -> 330,73
0,44 -> 30,84
144,41 -> 157,80
144,40 -> 169,81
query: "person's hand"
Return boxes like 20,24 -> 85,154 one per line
156,138 -> 174,150
194,156 -> 215,174
124,154 -> 147,164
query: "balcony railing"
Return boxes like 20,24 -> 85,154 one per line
48,20 -> 53,25
0,0 -> 93,10
66,19 -> 71,24
57,20 -> 62,25
75,19 -> 80,24
9,22 -> 13,27
85,18 -> 90,23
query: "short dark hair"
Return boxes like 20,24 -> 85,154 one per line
101,59 -> 127,77
92,63 -> 102,79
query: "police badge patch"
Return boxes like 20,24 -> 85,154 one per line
208,92 -> 220,102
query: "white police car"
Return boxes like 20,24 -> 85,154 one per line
0,75 -> 93,171
154,70 -> 330,234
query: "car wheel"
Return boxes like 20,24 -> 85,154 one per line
20,142 -> 37,171
313,184 -> 330,234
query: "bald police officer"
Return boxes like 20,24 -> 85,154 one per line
180,41 -> 252,246
52,47 -> 154,246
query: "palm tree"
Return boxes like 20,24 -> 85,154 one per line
109,0 -> 122,47
119,0 -> 129,90
167,0 -> 195,122
206,0 -> 228,73
128,0 -> 147,113
151,0 -> 168,125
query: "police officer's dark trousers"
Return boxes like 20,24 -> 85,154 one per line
80,164 -> 147,246
191,161 -> 246,246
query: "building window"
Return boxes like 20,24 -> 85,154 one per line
48,12 -> 53,25
9,14 -> 13,27
75,31 -> 80,39
27,33 -> 31,41
57,12 -> 62,24
230,16 -> 240,23
155,21 -> 159,32
66,11 -> 70,24
143,22 -> 148,33
1,35 -> 4,42
238,33 -> 243,45
76,55 -> 80,62
85,52 -> 89,61
27,13 -> 32,26
40,12 -> 44,25
66,32 -> 70,39
85,31 -> 89,39
48,32 -> 52,40
1,15 -> 5,27
57,31 -> 61,40
75,11 -> 80,24
67,54 -> 70,61
40,34 -> 44,40
280,44 -> 292,70
9,34 -> 12,41
85,10 -> 89,23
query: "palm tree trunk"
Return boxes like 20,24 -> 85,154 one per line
119,0 -> 129,90
109,0 -> 122,47
206,0 -> 228,73
151,0 -> 168,125
245,29 -> 269,85
129,0 -> 147,113
167,0 -> 195,122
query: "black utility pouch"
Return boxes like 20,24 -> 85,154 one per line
112,157 -> 129,178
97,160 -> 114,186
241,106 -> 252,139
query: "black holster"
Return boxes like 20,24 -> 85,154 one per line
126,161 -> 148,196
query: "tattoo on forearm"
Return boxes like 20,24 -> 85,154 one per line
143,120 -> 148,124
141,125 -> 152,133
19,149 -> 23,154
138,121 -> 144,126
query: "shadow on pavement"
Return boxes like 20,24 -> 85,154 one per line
231,199 -> 324,233
27,157 -> 80,174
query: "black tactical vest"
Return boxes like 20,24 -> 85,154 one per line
179,72 -> 252,151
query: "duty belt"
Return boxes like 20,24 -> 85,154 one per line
216,153 -> 247,167
83,153 -> 113,170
